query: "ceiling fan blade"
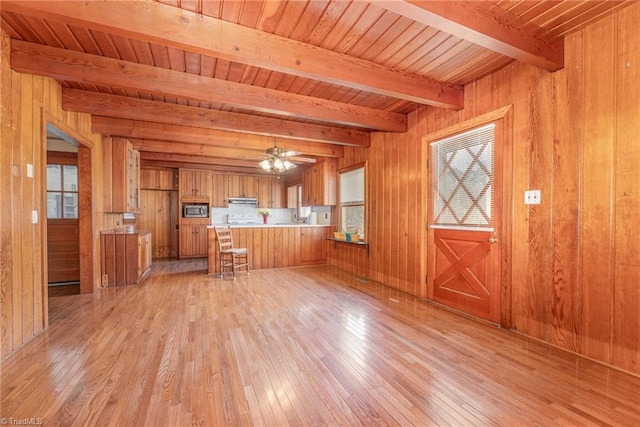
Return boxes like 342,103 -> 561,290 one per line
284,150 -> 302,156
289,156 -> 316,164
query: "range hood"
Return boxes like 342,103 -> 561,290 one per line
228,197 -> 258,205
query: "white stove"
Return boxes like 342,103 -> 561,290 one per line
227,213 -> 259,225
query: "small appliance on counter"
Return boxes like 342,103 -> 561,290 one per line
309,212 -> 318,225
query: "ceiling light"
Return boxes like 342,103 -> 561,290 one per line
259,139 -> 297,173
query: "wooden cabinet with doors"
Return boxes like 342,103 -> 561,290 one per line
141,167 -> 177,190
302,158 -> 337,206
101,230 -> 152,286
257,176 -> 285,208
103,137 -> 140,213
228,174 -> 257,198
297,227 -> 328,264
179,219 -> 208,258
179,168 -> 211,201
212,172 -> 229,207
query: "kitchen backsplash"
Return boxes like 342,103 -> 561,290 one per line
211,204 -> 331,225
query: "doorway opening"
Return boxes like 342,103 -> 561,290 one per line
44,120 -> 93,316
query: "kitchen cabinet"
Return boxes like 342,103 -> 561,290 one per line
179,220 -> 208,258
302,158 -> 337,206
103,137 -> 140,213
212,173 -> 229,207
298,227 -> 327,264
257,176 -> 284,208
101,230 -> 152,286
228,174 -> 257,198
179,168 -> 211,201
287,185 -> 300,208
141,167 -> 177,190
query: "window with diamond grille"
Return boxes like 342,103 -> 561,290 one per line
431,123 -> 495,228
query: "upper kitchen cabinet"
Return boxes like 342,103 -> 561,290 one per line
141,167 -> 177,191
179,168 -> 212,202
257,176 -> 284,208
302,158 -> 337,206
103,137 -> 140,213
212,172 -> 229,207
228,174 -> 257,199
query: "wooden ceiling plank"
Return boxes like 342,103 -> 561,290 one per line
371,0 -> 564,71
62,88 -> 370,146
0,0 -> 463,109
12,40 -> 405,132
92,116 -> 345,158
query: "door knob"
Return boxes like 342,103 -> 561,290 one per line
489,237 -> 498,244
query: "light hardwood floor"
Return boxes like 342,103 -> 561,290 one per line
2,260 -> 639,426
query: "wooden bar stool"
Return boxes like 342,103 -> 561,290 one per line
214,226 -> 249,279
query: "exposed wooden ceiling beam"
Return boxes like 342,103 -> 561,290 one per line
1,0 -> 464,109
372,0 -> 564,71
139,154 -> 277,175
61,89 -> 369,147
93,118 -> 345,158
134,140 -> 313,175
139,151 -> 264,170
130,139 -> 281,161
11,40 -> 405,132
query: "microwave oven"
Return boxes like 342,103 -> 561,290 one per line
182,203 -> 209,218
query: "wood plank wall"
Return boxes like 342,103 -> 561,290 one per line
0,29 -> 109,360
329,4 -> 640,375
330,112 -> 425,297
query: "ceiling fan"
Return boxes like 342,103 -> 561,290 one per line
258,139 -> 315,173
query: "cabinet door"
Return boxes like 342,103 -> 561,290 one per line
180,169 -> 211,200
271,179 -> 284,208
140,168 -> 158,190
103,137 -> 140,213
243,176 -> 257,198
179,225 -> 208,258
299,227 -> 326,263
256,177 -> 271,208
126,147 -> 140,212
287,185 -> 298,209
194,225 -> 208,257
212,173 -> 228,207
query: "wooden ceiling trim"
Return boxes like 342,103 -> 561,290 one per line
92,117 -> 345,158
11,40 -> 406,132
61,88 -> 370,146
371,0 -> 565,71
0,0 -> 463,109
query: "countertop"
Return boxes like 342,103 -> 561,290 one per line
207,223 -> 331,228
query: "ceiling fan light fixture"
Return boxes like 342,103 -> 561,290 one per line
259,138 -> 298,173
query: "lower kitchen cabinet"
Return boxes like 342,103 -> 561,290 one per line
207,226 -> 331,274
179,223 -> 208,258
101,230 -> 152,286
298,227 -> 327,263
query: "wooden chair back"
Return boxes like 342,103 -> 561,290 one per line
215,226 -> 234,251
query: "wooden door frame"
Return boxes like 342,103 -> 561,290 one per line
422,105 -> 514,327
42,112 -> 95,308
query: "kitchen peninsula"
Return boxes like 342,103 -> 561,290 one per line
207,223 -> 331,275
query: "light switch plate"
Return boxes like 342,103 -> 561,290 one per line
27,163 -> 34,178
524,190 -> 541,205
31,210 -> 38,224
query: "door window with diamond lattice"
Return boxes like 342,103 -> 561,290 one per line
431,123 -> 495,229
